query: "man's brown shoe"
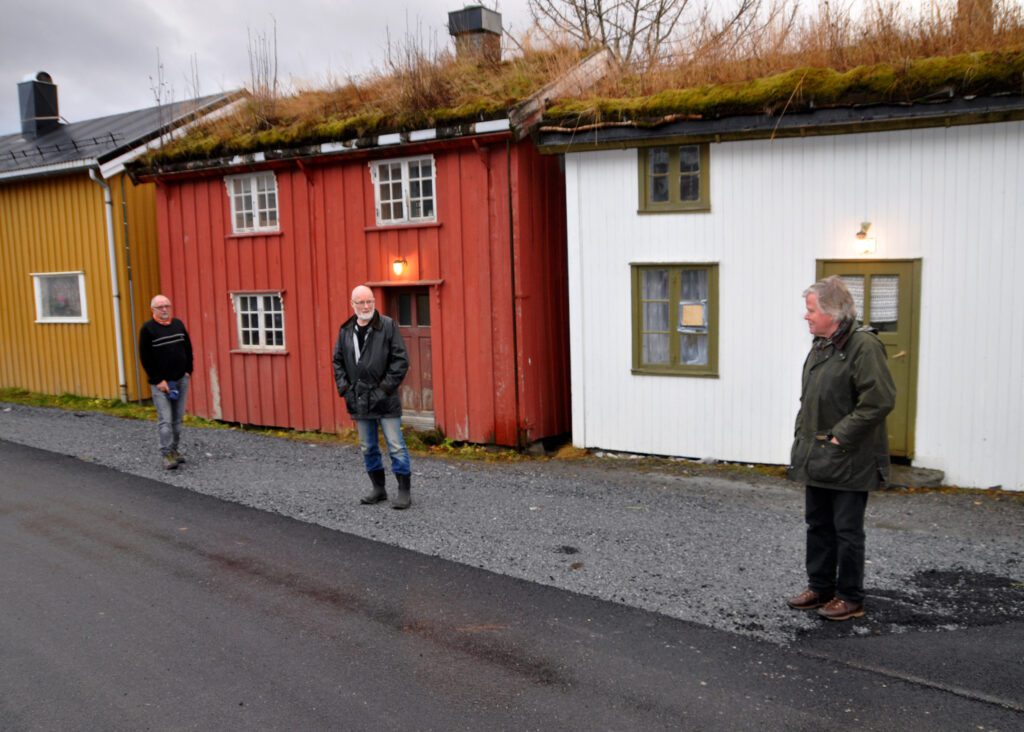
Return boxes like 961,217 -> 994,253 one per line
817,597 -> 865,621
786,588 -> 832,610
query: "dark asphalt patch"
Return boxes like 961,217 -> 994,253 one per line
795,568 -> 1024,640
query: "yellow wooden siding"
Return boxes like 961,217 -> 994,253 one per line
0,172 -> 161,401
112,173 -> 162,401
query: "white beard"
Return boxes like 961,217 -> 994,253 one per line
356,309 -> 376,325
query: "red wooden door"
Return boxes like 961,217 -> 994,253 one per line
391,289 -> 434,428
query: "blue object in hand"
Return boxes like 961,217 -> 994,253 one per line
167,381 -> 179,401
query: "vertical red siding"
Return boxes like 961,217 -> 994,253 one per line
154,135 -> 570,446
510,141 -> 571,442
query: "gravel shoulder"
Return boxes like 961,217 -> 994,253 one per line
2,402 -> 1021,646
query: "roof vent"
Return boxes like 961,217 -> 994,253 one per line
448,5 -> 502,64
18,71 -> 60,138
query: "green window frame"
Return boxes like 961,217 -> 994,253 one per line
631,263 -> 719,377
637,144 -> 710,213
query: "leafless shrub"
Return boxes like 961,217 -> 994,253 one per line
248,18 -> 280,126
149,48 -> 175,145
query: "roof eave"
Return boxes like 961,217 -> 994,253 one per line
131,119 -> 515,180
0,158 -> 99,183
536,94 -> 1024,153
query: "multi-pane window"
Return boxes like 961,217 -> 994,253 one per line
233,293 -> 285,351
638,144 -> 710,213
32,272 -> 88,323
632,264 -> 718,376
839,274 -> 900,332
226,172 -> 279,233
370,156 -> 436,225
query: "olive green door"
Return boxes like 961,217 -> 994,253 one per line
818,259 -> 920,458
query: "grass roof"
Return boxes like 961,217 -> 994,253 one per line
543,49 -> 1024,127
142,1 -> 1024,166
144,45 -> 589,166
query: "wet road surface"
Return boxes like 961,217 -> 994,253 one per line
1,440 -> 1021,730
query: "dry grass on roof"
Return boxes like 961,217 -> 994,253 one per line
544,0 -> 1024,126
148,43 -> 588,164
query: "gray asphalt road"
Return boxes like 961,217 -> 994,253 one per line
2,439 -> 1022,731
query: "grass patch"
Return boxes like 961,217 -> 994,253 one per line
1,388 -> 155,421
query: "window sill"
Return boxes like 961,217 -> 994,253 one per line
227,230 -> 284,240
636,206 -> 711,215
631,367 -> 719,378
36,318 -> 89,324
365,221 -> 442,233
230,349 -> 289,356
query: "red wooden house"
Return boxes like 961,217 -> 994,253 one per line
133,18 -> 609,447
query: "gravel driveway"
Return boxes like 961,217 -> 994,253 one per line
2,402 -> 1021,645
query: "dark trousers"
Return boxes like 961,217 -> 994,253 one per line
805,485 -> 869,603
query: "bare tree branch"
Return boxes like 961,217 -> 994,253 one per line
529,0 -> 698,69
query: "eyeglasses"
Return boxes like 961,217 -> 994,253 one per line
152,304 -> 172,310
352,299 -> 375,306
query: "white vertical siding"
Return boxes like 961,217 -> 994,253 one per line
566,120 -> 1024,490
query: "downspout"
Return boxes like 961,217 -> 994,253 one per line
119,175 -> 142,403
89,168 -> 128,402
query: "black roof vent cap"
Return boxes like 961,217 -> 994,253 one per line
18,71 -> 60,138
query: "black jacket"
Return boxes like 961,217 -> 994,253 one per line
332,311 -> 408,419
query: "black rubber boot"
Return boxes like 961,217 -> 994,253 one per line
360,469 -> 388,504
391,473 -> 411,510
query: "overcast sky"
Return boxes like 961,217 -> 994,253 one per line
0,0 -> 533,133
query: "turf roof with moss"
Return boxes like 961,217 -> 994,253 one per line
143,47 -> 589,167
542,50 -> 1024,129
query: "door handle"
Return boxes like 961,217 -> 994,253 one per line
892,350 -> 907,359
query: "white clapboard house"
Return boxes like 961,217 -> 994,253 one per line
538,72 -> 1024,491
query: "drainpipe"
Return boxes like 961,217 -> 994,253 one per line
119,175 -> 142,403
89,168 -> 128,402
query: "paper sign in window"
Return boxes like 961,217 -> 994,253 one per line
678,301 -> 707,333
679,298 -> 704,331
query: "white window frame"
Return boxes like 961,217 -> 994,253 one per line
231,291 -> 286,352
225,172 -> 279,234
370,155 -> 437,226
32,271 -> 88,323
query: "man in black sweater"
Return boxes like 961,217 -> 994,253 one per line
139,294 -> 194,469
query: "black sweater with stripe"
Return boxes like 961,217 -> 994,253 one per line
139,318 -> 194,384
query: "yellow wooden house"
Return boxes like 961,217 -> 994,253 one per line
0,72 -> 238,401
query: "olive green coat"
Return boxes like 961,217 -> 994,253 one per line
787,323 -> 896,491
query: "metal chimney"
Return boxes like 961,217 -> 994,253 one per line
448,5 -> 502,64
18,71 -> 60,138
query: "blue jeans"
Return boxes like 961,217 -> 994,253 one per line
151,373 -> 189,456
355,417 -> 410,475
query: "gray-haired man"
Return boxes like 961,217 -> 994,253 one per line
139,294 -> 193,469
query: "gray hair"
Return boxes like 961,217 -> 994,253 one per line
803,275 -> 857,322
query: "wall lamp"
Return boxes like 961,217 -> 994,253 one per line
855,221 -> 876,255
392,256 -> 408,276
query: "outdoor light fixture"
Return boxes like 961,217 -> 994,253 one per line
855,221 -> 876,255
392,256 -> 408,276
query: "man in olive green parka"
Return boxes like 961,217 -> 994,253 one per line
786,276 -> 896,621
